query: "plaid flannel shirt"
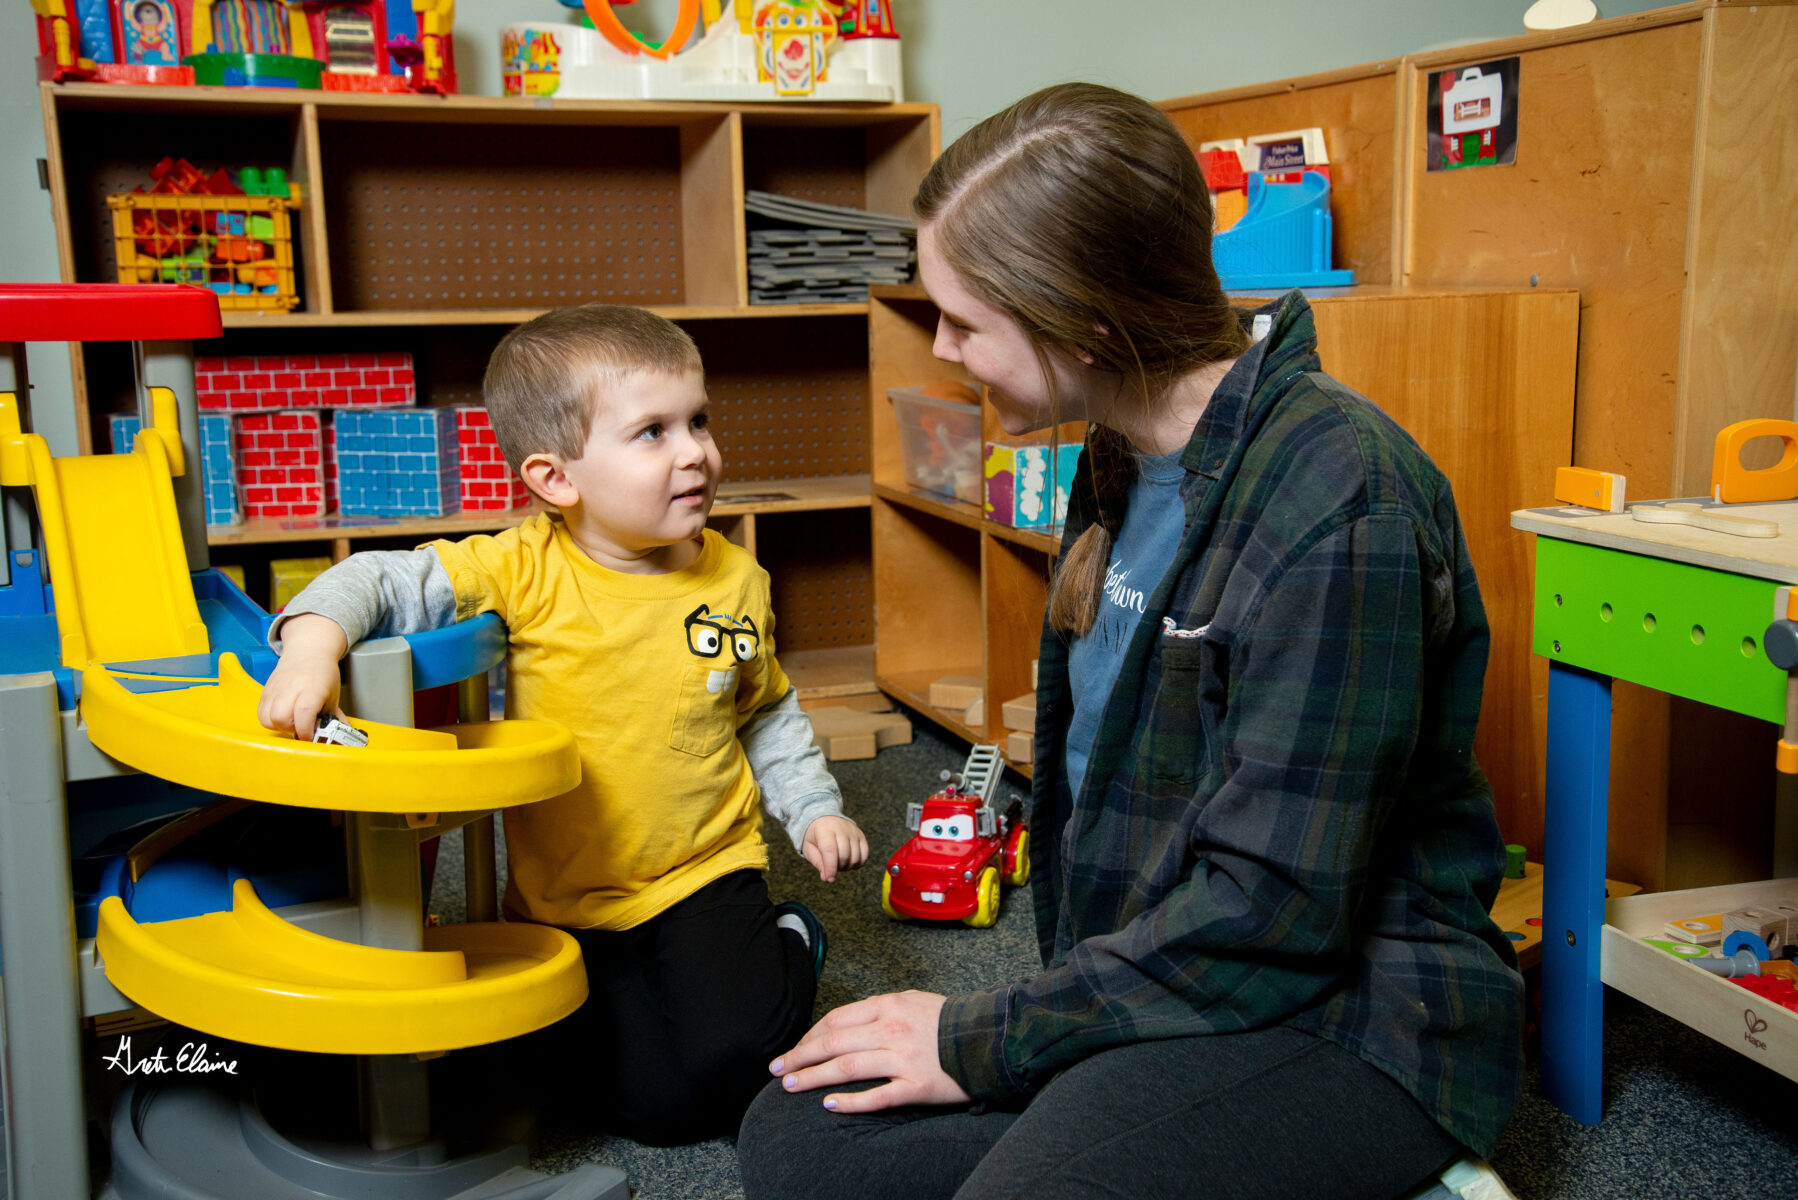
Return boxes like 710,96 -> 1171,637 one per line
937,292 -> 1524,1156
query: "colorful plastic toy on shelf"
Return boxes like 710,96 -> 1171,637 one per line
0,283 -> 625,1199
1211,168 -> 1355,291
881,744 -> 1028,928
35,0 -> 458,93
501,0 -> 900,102
34,0 -> 196,84
107,158 -> 302,312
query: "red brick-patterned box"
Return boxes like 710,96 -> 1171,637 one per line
197,353 -> 416,412
456,407 -> 531,511
236,411 -> 325,519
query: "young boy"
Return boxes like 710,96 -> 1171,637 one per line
257,304 -> 868,1144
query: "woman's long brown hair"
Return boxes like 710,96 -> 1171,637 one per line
914,83 -> 1248,636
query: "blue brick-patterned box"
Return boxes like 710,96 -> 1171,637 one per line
110,412 -> 241,525
109,413 -> 140,453
200,413 -> 241,525
334,408 -> 461,517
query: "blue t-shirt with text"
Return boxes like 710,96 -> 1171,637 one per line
1064,448 -> 1187,795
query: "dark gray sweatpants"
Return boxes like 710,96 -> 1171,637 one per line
737,1024 -> 1462,1200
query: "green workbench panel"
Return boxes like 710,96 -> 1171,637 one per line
1532,537 -> 1785,724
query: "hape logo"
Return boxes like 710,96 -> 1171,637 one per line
1744,1009 -> 1770,1051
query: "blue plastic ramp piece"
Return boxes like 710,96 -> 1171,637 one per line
1213,169 -> 1355,290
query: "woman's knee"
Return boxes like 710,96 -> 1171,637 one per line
737,1077 -> 849,1200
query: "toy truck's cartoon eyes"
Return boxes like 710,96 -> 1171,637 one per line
922,814 -> 975,841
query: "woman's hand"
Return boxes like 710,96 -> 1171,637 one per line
769,990 -> 972,1113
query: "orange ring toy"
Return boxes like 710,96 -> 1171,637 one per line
580,0 -> 701,61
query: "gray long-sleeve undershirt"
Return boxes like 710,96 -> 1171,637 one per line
269,548 -> 851,853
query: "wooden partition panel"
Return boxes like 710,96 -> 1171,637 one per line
1162,64 -> 1402,284
1677,4 -> 1798,494
1405,21 -> 1703,501
1291,289 -> 1579,849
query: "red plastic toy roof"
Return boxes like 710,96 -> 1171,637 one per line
0,284 -> 223,342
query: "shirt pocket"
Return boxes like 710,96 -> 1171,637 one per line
670,659 -> 739,757
1143,626 -> 1216,786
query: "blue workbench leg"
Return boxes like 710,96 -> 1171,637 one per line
1540,661 -> 1613,1125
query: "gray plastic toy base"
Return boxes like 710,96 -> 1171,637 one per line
101,1080 -> 629,1200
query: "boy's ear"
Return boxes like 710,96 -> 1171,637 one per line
520,452 -> 578,508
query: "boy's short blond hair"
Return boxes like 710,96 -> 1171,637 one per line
482,304 -> 703,473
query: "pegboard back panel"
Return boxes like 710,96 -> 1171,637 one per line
743,126 -> 867,209
757,508 -> 872,651
688,317 -> 868,481
320,121 -> 685,311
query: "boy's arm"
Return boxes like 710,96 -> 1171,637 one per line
260,549 -> 458,740
268,548 -> 457,652
740,687 -> 852,853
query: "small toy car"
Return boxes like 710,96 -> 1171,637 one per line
882,744 -> 1028,928
312,716 -> 368,748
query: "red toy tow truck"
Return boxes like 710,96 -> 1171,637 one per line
881,744 -> 1028,928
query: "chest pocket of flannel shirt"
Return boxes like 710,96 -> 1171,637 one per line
1144,628 -> 1216,785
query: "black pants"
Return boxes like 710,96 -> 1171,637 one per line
737,1025 -> 1462,1200
527,869 -> 816,1146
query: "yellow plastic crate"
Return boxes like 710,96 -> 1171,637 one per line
107,184 -> 302,312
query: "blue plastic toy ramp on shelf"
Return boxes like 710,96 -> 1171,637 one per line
1212,169 -> 1355,291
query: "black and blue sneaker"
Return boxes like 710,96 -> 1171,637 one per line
773,901 -> 827,980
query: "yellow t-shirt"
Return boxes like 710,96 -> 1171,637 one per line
432,517 -> 792,930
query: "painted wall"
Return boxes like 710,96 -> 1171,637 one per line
1,0 -> 1669,449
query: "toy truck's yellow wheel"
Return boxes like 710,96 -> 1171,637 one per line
1004,828 -> 1030,887
881,871 -> 906,921
964,868 -> 1001,928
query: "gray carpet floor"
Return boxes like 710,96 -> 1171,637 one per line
425,717 -> 1798,1200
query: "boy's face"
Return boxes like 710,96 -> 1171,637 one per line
557,366 -> 720,563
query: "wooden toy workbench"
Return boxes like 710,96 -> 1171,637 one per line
1512,497 -> 1798,1124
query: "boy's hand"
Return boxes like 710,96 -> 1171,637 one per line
801,815 -> 868,883
257,613 -> 349,741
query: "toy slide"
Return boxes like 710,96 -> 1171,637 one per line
2,385 -> 588,1055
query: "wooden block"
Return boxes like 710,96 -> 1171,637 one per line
800,691 -> 893,715
1031,658 -> 1038,690
871,710 -> 912,749
929,674 -> 984,710
1007,730 -> 1034,764
1001,691 -> 1036,731
809,706 -> 878,761
808,705 -> 913,760
964,697 -> 985,727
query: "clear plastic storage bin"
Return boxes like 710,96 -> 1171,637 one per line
889,386 -> 981,504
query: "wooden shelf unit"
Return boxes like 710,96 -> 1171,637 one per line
869,283 -> 1579,785
40,83 -> 938,654
1157,0 -> 1798,891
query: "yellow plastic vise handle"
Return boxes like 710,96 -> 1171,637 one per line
1712,418 -> 1798,504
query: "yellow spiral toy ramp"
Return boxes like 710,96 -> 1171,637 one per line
82,654 -> 580,814
97,880 -> 588,1055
